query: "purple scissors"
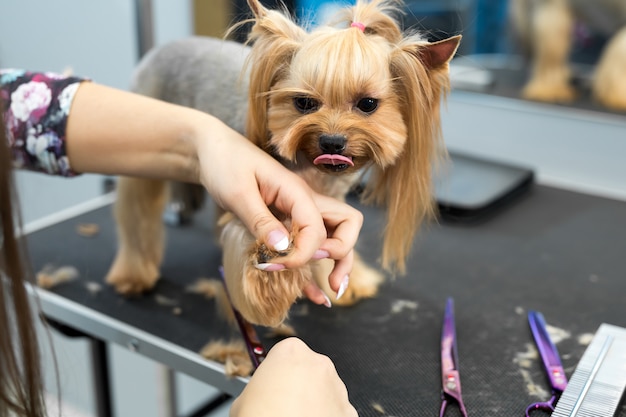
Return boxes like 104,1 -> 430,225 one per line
218,267 -> 267,370
525,311 -> 568,416
440,297 -> 468,417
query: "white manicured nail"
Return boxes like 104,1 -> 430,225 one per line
274,236 -> 289,251
268,230 -> 290,251
336,275 -> 349,300
322,293 -> 332,308
255,263 -> 285,272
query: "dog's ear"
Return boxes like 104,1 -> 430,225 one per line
243,0 -> 305,148
364,35 -> 460,274
246,0 -> 266,19
419,35 -> 462,71
246,0 -> 304,41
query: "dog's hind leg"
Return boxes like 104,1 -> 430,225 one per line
312,253 -> 383,307
593,27 -> 626,111
105,177 -> 168,294
522,0 -> 575,103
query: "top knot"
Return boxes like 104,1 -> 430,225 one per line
350,22 -> 366,32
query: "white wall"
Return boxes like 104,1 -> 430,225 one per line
443,90 -> 626,202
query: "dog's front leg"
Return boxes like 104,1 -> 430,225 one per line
523,0 -> 575,103
105,177 -> 168,294
220,216 -> 311,327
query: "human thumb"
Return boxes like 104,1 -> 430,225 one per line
230,197 -> 290,252
265,228 -> 291,252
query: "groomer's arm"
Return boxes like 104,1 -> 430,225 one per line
66,82 -> 360,292
66,82 -> 207,182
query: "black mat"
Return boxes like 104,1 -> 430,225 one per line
26,185 -> 626,416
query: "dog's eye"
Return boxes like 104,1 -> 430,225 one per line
293,97 -> 320,114
356,97 -> 378,114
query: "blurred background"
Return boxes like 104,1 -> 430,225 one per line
1,1 -> 624,416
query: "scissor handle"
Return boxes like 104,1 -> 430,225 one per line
525,395 -> 557,416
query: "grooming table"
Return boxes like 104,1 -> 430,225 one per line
26,184 -> 626,417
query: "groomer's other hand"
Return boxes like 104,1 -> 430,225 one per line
195,118 -> 362,294
230,338 -> 358,417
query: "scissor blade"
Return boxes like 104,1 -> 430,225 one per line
218,267 -> 266,369
232,308 -> 266,368
441,298 -> 463,399
528,311 -> 568,392
441,298 -> 459,371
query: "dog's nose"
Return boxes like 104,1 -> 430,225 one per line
319,134 -> 347,154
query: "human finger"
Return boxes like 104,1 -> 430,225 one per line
327,250 -> 353,296
302,281 -> 332,308
314,194 -> 363,259
264,181 -> 327,267
226,187 -> 293,254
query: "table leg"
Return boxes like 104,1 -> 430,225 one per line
158,366 -> 178,417
89,339 -> 113,417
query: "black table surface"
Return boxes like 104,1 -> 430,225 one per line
26,184 -> 626,416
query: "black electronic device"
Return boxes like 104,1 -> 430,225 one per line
434,152 -> 534,223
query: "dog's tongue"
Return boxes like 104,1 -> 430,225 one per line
313,154 -> 354,166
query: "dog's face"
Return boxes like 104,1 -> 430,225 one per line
266,30 -> 407,175
244,0 -> 460,272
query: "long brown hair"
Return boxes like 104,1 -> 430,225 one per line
0,108 -> 47,416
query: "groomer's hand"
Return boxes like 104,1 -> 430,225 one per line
195,117 -> 362,303
230,338 -> 358,417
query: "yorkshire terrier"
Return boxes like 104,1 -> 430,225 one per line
105,0 -> 460,327
510,0 -> 626,111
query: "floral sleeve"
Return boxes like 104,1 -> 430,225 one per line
1,70 -> 88,177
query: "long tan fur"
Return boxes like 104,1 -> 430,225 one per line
366,35 -> 458,273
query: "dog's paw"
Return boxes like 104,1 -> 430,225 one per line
237,261 -> 311,327
593,65 -> 626,111
221,218 -> 310,326
522,79 -> 576,103
254,240 -> 291,265
312,255 -> 384,307
595,91 -> 626,112
332,259 -> 384,306
595,89 -> 626,112
105,252 -> 160,295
